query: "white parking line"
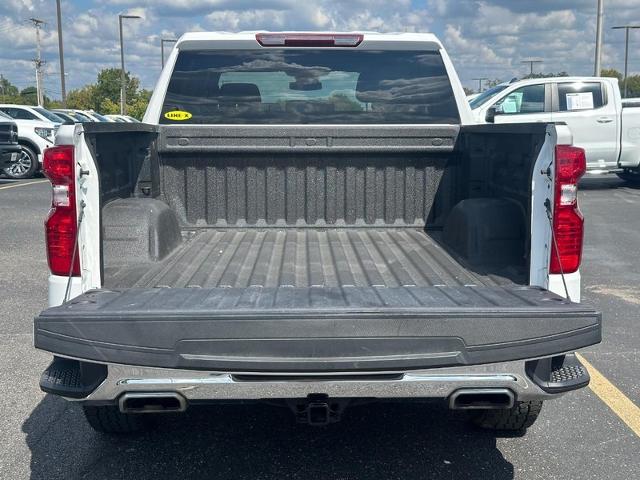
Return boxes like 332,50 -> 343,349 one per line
0,179 -> 48,191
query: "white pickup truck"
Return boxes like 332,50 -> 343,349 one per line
470,77 -> 640,182
34,32 -> 600,435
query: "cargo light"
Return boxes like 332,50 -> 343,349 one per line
43,145 -> 80,276
550,145 -> 586,275
256,33 -> 363,47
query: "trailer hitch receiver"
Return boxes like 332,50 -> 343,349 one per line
287,394 -> 349,426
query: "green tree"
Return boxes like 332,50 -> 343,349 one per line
64,69 -> 150,118
601,68 -> 640,97
99,98 -> 120,115
522,72 -> 570,79
127,89 -> 152,120
66,85 -> 98,110
45,99 -> 64,109
601,68 -> 623,81
95,68 -> 140,107
625,76 -> 640,97
0,75 -> 19,100
20,87 -> 38,105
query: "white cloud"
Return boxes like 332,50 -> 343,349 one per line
0,0 -> 639,97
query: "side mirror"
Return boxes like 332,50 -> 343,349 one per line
485,106 -> 499,123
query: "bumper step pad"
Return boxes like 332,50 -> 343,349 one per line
40,357 -> 107,399
526,354 -> 590,393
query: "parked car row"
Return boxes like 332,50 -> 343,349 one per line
0,104 -> 139,179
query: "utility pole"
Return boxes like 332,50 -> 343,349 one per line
612,25 -> 640,98
29,18 -> 45,106
56,0 -> 67,106
472,77 -> 488,92
594,0 -> 605,76
161,38 -> 178,68
118,14 -> 141,115
521,59 -> 543,76
0,74 -> 5,102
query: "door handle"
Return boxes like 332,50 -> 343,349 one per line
597,117 -> 613,124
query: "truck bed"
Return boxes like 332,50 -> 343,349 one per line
104,228 -> 522,289
35,123 -> 600,374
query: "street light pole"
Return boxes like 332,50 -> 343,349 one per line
594,0 -> 604,76
612,25 -> 640,98
56,0 -> 67,106
624,27 -> 630,96
161,38 -> 178,68
118,14 -> 141,115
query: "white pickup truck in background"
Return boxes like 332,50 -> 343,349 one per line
470,77 -> 640,183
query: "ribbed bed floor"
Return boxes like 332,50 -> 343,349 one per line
104,229 -> 513,289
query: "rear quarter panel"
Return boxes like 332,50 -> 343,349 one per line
618,106 -> 640,169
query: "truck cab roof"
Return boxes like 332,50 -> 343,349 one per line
175,31 -> 444,50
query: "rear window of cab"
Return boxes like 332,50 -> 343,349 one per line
161,50 -> 460,125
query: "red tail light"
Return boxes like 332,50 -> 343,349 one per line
550,145 -> 586,274
256,33 -> 363,47
43,145 -> 80,276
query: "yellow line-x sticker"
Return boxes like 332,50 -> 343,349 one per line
164,110 -> 192,121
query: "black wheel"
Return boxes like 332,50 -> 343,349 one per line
616,168 -> 640,186
83,405 -> 151,434
4,144 -> 39,179
471,400 -> 543,432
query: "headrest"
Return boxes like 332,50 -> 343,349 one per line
219,83 -> 261,102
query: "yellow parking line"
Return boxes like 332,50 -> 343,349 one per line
0,179 -> 48,190
576,352 -> 640,437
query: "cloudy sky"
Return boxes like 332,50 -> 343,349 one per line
1,0 -> 639,98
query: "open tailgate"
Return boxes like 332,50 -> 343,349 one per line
35,286 -> 601,372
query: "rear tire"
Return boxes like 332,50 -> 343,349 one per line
471,400 -> 543,432
3,144 -> 39,179
83,405 -> 151,434
617,168 -> 640,186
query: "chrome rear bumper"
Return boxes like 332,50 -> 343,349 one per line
75,359 -> 562,403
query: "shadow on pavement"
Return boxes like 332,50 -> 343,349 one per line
580,175 -> 636,191
0,178 -> 20,185
23,395 -> 515,480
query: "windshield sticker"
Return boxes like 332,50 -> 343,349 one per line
164,110 -> 193,121
566,92 -> 594,111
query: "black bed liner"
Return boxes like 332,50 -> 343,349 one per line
104,228 -> 522,289
35,285 -> 601,372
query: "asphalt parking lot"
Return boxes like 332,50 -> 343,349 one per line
0,175 -> 639,479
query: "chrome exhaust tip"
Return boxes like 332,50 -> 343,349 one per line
118,392 -> 187,414
448,388 -> 515,410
